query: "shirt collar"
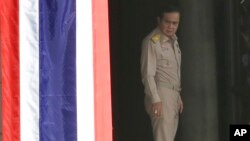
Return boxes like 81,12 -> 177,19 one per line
155,27 -> 177,43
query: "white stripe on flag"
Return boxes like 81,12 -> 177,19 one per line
76,0 -> 95,141
20,0 -> 40,141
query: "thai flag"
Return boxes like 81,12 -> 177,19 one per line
0,0 -> 112,141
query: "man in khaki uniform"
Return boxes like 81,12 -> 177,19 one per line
140,5 -> 183,141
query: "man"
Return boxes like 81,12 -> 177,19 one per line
140,5 -> 184,141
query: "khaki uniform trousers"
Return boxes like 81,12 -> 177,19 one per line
145,86 -> 180,141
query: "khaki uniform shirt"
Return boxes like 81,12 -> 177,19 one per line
141,28 -> 181,103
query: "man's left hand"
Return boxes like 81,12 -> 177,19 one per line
179,98 -> 183,114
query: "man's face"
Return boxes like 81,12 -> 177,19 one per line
158,12 -> 180,38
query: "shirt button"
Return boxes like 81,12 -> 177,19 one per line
166,60 -> 169,66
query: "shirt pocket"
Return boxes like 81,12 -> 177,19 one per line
157,59 -> 169,68
157,55 -> 172,68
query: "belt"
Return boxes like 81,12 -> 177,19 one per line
157,82 -> 181,92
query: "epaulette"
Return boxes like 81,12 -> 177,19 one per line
151,34 -> 161,44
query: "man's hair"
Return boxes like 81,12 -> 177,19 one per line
157,4 -> 181,19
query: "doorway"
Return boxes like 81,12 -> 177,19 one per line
108,0 -> 159,140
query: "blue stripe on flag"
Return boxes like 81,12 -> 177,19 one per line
39,0 -> 77,140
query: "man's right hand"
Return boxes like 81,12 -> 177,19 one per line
152,102 -> 162,117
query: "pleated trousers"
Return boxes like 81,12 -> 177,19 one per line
145,86 -> 180,141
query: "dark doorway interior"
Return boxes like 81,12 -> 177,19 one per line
108,0 -> 158,141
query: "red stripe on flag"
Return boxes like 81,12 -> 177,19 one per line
92,0 -> 113,140
0,0 -> 20,141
